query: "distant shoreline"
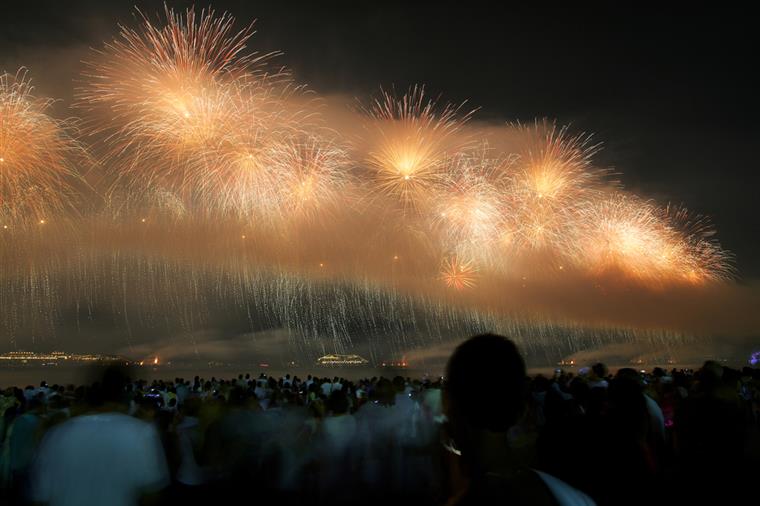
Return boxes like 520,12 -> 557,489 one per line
1,362 -> 735,390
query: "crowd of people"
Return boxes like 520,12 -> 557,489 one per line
1,334 -> 759,505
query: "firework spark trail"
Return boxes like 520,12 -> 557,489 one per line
2,237 -> 693,363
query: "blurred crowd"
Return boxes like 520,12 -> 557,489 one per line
1,334 -> 759,505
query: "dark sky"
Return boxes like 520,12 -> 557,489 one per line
1,1 -> 758,276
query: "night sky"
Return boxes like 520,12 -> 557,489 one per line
1,2 -> 756,276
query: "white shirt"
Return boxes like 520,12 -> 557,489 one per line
175,416 -> 210,486
535,470 -> 597,506
254,384 -> 268,400
321,414 -> 357,453
34,386 -> 51,400
31,412 -> 169,506
175,384 -> 190,405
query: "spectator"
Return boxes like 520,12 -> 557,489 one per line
444,334 -> 595,505
29,365 -> 169,506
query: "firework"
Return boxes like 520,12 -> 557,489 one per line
433,147 -> 510,265
274,135 -> 352,222
578,194 -> 731,283
0,6 -> 740,354
659,204 -> 734,283
77,5 -> 287,203
507,120 -> 605,252
362,86 -> 473,209
0,69 -> 85,228
439,255 -> 478,290
187,96 -> 283,221
193,132 -> 352,224
143,188 -> 189,221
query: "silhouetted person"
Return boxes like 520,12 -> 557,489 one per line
1,395 -> 43,501
444,334 -> 594,505
668,361 -> 751,503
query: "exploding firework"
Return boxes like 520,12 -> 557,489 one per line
659,204 -> 734,283
362,86 -> 474,209
507,121 -> 606,252
188,100 -> 284,221
433,147 -> 511,266
0,69 -> 85,229
274,135 -> 353,222
579,194 -> 670,279
77,5 -> 288,207
578,194 -> 731,283
439,255 -> 478,290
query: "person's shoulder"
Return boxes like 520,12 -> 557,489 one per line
75,412 -> 154,432
534,470 -> 596,506
87,411 -> 145,422
40,413 -> 143,449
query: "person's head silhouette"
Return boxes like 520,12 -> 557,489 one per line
444,334 -> 569,504
445,333 -> 527,437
